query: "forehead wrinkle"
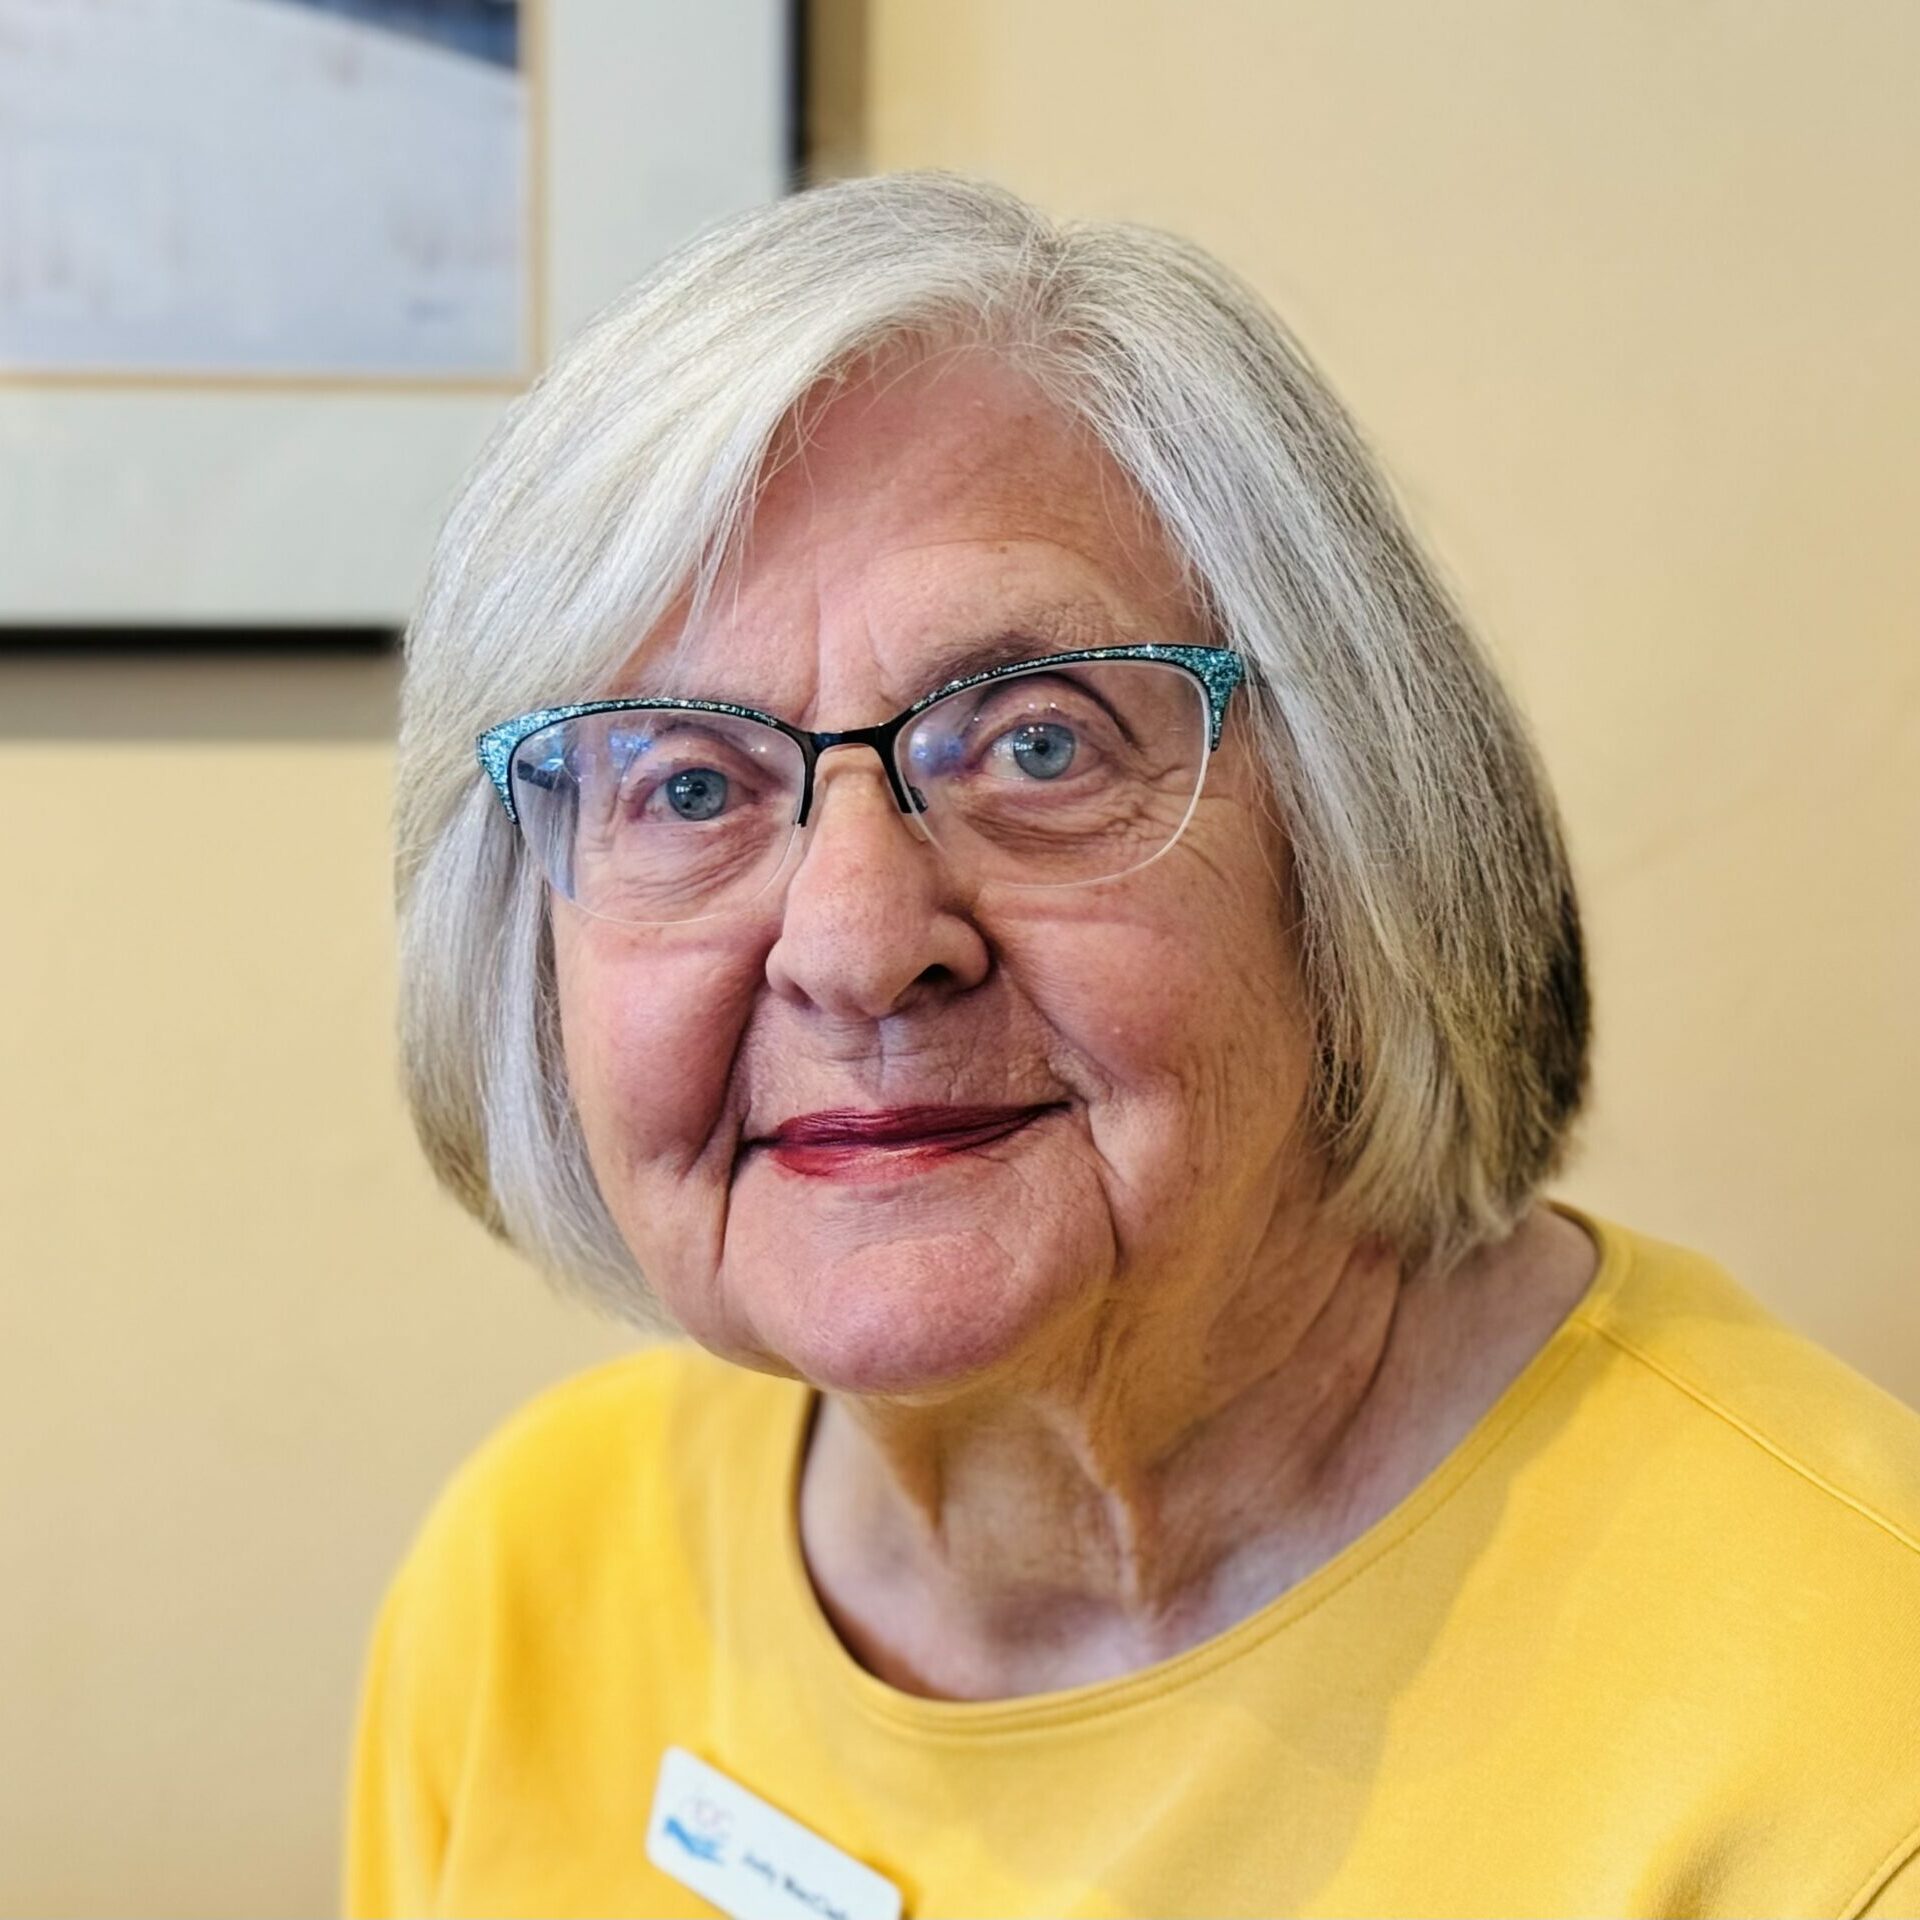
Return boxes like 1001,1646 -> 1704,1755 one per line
612,356 -> 1202,717
635,550 -> 1154,716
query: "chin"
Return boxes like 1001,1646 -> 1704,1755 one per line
734,1231 -> 1091,1401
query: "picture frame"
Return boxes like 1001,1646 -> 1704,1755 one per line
0,0 -> 792,628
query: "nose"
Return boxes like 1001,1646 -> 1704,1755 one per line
762,748 -> 990,1020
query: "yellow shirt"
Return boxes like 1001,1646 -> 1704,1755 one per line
344,1207 -> 1920,1917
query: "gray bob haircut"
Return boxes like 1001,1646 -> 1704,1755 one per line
396,170 -> 1588,1320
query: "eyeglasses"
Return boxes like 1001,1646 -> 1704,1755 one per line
476,643 -> 1246,927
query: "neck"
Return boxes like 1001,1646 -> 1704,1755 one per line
794,1204 -> 1596,1700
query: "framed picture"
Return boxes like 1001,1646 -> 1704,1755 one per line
0,0 -> 791,626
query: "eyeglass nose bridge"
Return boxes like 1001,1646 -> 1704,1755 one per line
793,718 -> 928,826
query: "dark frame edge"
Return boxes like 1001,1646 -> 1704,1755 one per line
0,626 -> 400,659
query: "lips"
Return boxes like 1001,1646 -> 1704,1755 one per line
751,1103 -> 1057,1178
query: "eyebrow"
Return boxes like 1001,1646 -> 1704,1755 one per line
911,629 -> 1097,697
625,608 -> 1133,716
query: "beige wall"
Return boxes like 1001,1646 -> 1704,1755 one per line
0,656 -> 632,1917
4,4 -> 1917,1912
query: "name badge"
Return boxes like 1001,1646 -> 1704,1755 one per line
647,1745 -> 904,1920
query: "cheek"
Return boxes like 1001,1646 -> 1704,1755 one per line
552,914 -> 763,1214
1004,857 -> 1311,1187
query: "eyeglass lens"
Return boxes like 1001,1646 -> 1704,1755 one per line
506,659 -> 1212,926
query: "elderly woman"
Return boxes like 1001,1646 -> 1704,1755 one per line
345,174 -> 1920,1918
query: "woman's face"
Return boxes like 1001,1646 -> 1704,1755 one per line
553,351 -> 1322,1398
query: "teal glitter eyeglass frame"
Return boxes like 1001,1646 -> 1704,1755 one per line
475,643 -> 1247,828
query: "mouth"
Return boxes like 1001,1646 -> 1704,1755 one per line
748,1103 -> 1063,1180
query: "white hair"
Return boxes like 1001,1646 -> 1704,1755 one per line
395,170 -> 1588,1321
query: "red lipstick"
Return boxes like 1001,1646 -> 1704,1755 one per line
755,1104 -> 1054,1179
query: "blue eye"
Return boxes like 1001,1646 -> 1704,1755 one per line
664,768 -> 729,819
1007,722 -> 1077,780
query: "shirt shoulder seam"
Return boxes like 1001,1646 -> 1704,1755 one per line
1840,1812 -> 1920,1917
1573,1314 -> 1920,1560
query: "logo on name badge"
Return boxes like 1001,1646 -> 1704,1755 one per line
646,1746 -> 903,1920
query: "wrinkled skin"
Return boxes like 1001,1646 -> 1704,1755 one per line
553,347 -> 1597,1698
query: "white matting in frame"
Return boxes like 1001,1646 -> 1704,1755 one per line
0,0 -> 790,624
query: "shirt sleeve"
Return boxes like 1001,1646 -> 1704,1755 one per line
341,1563 -> 449,1919
1851,1828 -> 1920,1918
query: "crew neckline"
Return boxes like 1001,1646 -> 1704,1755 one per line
769,1199 -> 1631,1738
